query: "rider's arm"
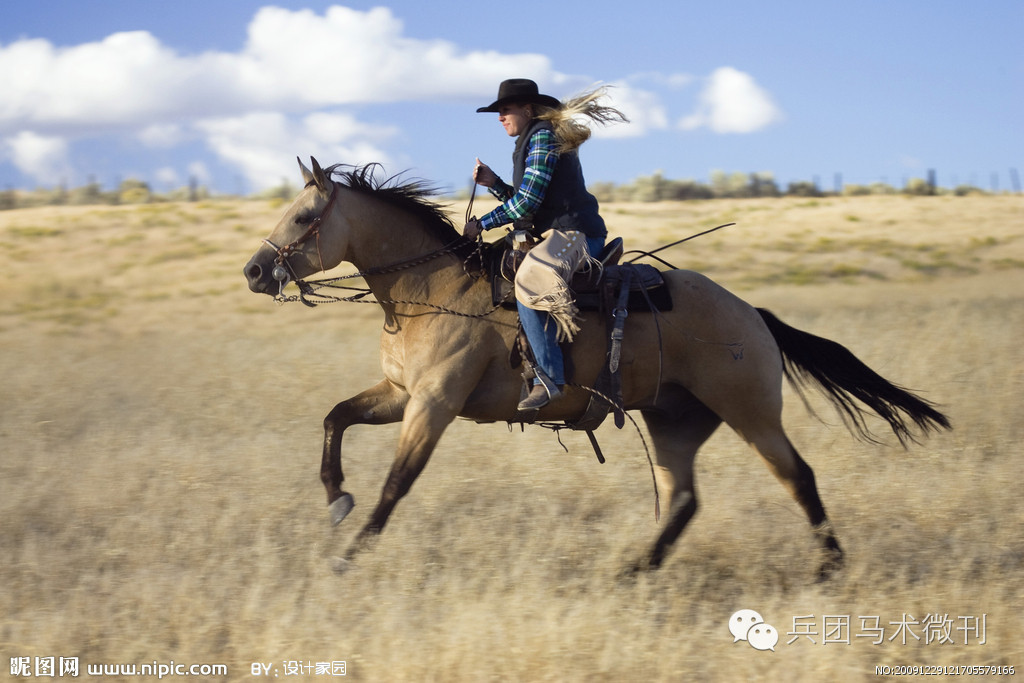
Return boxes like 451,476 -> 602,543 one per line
478,128 -> 559,230
488,178 -> 514,202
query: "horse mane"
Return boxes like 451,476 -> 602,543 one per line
325,163 -> 462,245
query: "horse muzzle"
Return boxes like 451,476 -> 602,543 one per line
244,257 -> 285,295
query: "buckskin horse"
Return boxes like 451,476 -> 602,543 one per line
244,157 -> 950,576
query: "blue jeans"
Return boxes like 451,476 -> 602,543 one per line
518,235 -> 605,386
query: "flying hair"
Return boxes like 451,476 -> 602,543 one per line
533,85 -> 629,154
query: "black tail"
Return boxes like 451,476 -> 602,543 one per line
757,308 -> 951,446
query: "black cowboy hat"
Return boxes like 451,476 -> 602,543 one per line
476,78 -> 562,113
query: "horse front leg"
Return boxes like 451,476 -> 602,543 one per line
344,393 -> 458,561
321,379 -> 409,526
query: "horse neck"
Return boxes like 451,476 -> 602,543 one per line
336,188 -> 472,304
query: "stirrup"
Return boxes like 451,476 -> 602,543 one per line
517,384 -> 553,411
532,365 -> 561,399
516,365 -> 562,411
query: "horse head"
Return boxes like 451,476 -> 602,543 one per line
246,157 -> 472,300
244,156 -> 346,296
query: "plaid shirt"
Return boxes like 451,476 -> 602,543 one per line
479,127 -> 559,230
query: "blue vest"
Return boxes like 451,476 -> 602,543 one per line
512,120 -> 607,240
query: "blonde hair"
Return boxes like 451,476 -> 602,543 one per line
533,85 -> 629,154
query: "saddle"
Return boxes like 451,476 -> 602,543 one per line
488,234 -> 673,439
489,236 -> 673,313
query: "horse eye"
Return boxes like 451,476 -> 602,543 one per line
295,212 -> 316,225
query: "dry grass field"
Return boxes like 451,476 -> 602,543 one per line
1,193 -> 1022,681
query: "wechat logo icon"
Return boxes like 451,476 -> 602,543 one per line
729,609 -> 779,651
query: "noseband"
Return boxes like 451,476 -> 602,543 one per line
262,181 -> 339,288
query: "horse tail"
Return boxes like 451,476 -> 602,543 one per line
756,308 -> 951,446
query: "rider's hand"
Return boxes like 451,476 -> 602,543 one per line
473,158 -> 497,188
463,219 -> 483,240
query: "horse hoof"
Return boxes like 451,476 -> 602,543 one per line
816,551 -> 844,582
329,556 -> 352,574
329,493 -> 355,527
617,557 -> 656,581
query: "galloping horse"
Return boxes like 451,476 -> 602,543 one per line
244,158 -> 950,575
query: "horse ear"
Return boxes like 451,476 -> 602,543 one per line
298,156 -> 315,187
310,156 -> 329,192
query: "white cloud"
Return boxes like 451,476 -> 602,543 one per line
155,167 -> 180,187
3,131 -> 72,183
625,71 -> 695,90
899,154 -> 924,169
593,83 -> 671,139
0,6 -> 553,135
187,161 -> 211,185
138,123 -> 188,148
235,6 -> 553,106
680,67 -> 784,134
0,32 -> 210,134
196,111 -> 400,191
0,6 -> 556,187
0,6 -> 785,190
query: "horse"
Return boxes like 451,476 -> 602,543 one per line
244,157 -> 950,576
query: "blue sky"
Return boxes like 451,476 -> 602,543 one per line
1,1 -> 1021,195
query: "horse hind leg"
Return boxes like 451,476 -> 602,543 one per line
747,429 -> 844,580
633,403 -> 722,572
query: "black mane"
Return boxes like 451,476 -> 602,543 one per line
326,163 -> 463,245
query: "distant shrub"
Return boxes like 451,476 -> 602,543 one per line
786,181 -> 821,197
953,184 -> 986,196
597,172 -> 715,202
666,179 -> 714,200
710,170 -> 748,198
844,185 -> 873,196
68,182 -> 120,205
903,178 -> 933,196
709,170 -> 779,198
163,185 -> 211,202
119,179 -> 152,204
0,189 -> 18,211
253,180 -> 298,201
629,173 -> 667,202
844,182 -> 898,196
588,182 -> 616,203
744,172 -> 781,198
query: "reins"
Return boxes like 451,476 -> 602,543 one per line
290,273 -> 514,317
272,237 -> 506,314
465,177 -> 477,225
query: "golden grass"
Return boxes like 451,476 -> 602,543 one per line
1,195 -> 1022,681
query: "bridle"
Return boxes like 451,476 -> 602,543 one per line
262,181 -> 339,292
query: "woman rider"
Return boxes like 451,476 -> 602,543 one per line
464,79 -> 627,410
